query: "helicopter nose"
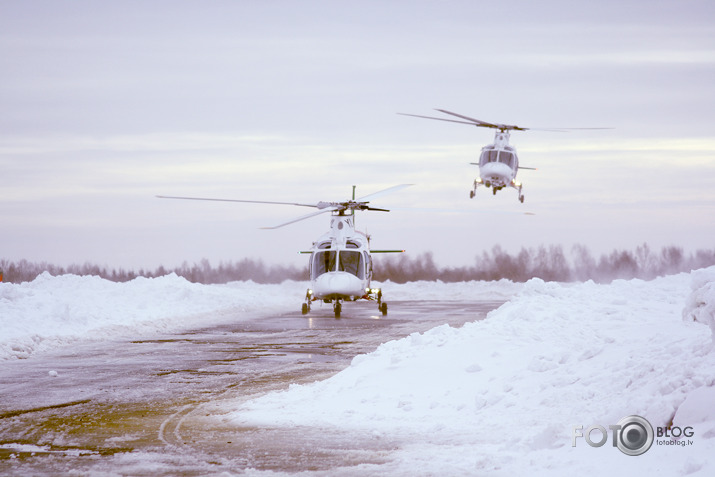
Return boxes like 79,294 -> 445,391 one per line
480,162 -> 511,185
313,272 -> 363,297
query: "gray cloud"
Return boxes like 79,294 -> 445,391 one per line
1,0 -> 714,269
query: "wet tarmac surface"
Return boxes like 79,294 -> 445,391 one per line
0,299 -> 504,476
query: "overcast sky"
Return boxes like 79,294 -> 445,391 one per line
2,0 -> 714,271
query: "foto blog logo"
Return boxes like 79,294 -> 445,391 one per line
572,415 -> 654,456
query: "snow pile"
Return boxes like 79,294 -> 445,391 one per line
0,273 -> 518,361
683,266 -> 715,341
0,272 -> 304,360
3,268 -> 715,474
377,278 -> 523,301
229,268 -> 715,475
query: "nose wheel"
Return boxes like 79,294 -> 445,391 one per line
376,290 -> 388,316
333,300 -> 342,318
301,289 -> 312,315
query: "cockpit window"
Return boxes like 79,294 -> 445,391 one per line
311,250 -> 365,279
480,149 -> 498,166
480,149 -> 515,168
498,151 -> 515,168
312,251 -> 336,278
339,251 -> 364,278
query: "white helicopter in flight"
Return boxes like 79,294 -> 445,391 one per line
399,109 -> 609,203
399,109 -> 535,203
157,185 -> 410,318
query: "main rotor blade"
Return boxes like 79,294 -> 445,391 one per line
435,110 -> 612,132
388,205 -> 536,216
398,112 -> 480,127
402,109 -> 612,132
355,184 -> 413,202
156,195 -> 318,208
260,207 -> 337,229
434,109 -> 507,129
531,127 -> 614,131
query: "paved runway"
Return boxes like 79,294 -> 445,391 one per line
0,298 -> 504,475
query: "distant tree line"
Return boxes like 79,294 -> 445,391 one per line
0,258 -> 305,285
372,244 -> 715,283
2,244 -> 714,285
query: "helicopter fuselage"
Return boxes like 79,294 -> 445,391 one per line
307,215 -> 373,302
471,130 -> 524,202
477,132 -> 519,189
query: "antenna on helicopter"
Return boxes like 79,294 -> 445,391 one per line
352,185 -> 356,217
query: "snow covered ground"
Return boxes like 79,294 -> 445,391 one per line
0,272 -> 301,360
225,268 -> 715,476
0,273 -> 520,361
2,269 -> 714,475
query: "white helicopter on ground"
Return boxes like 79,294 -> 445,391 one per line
157,185 -> 410,318
399,109 -> 609,203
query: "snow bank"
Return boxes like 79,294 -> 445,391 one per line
4,268 -> 714,474
374,278 -> 523,301
0,273 -> 518,361
0,272 -> 304,360
683,266 -> 715,341
229,268 -> 715,476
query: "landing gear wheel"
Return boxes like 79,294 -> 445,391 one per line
301,303 -> 309,315
469,190 -> 475,199
333,301 -> 342,319
519,194 -> 524,203
492,187 -> 497,195
380,302 -> 388,316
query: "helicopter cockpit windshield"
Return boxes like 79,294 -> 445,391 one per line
311,249 -> 365,279
338,250 -> 364,277
479,148 -> 516,169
